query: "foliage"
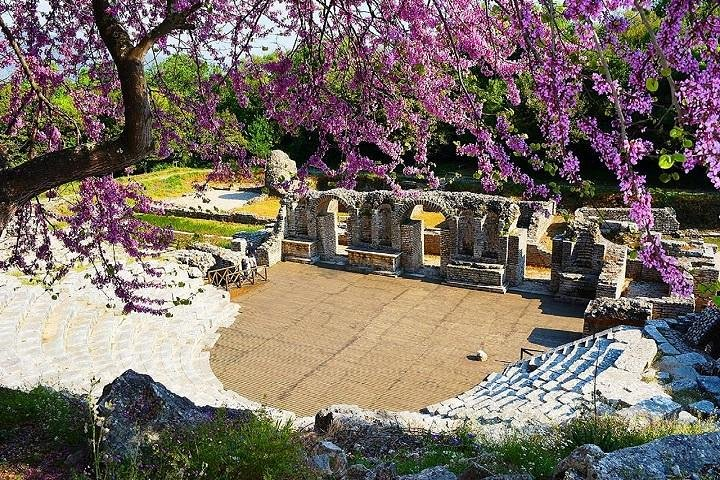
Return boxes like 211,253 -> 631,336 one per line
136,214 -> 263,238
0,386 -> 86,450
351,415 -> 718,479
1,0 -> 720,309
129,413 -> 315,480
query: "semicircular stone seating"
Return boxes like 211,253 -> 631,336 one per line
0,258 -> 261,412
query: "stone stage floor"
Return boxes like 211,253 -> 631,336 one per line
210,262 -> 585,415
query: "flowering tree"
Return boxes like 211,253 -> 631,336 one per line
0,0 -> 718,310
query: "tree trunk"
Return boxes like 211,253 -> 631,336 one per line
0,0 -> 196,234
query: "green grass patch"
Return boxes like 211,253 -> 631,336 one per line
119,167 -> 211,199
349,415 -> 717,480
137,213 -> 263,237
704,236 -> 720,248
483,415 -> 717,479
121,413 -> 316,480
0,386 -> 87,460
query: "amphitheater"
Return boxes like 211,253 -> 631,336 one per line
1,188 -> 719,429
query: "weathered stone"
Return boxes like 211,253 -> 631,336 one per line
347,463 -> 399,480
96,370 -> 252,461
658,356 -> 698,382
189,242 -> 245,269
613,338 -> 657,373
576,432 -> 720,479
678,410 -> 698,424
483,475 -> 533,480
617,396 -> 682,420
552,444 -> 605,479
675,352 -> 711,368
309,441 -> 348,477
668,378 -> 698,392
688,400 -> 716,417
698,375 -> 720,396
230,237 -> 248,254
264,150 -> 297,194
173,249 -> 216,277
399,466 -> 457,480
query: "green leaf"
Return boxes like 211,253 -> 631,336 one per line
713,296 -> 720,308
661,67 -> 672,78
658,154 -> 674,169
682,139 -> 694,148
646,77 -> 659,92
628,250 -> 638,260
671,152 -> 685,163
670,127 -> 684,139
659,173 -> 672,183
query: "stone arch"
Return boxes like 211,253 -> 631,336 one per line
394,198 -> 454,272
314,192 -> 355,262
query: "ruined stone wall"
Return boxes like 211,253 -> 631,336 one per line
256,203 -> 288,267
577,207 -> 680,233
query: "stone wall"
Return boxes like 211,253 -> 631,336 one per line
576,207 -> 680,233
164,207 -> 270,226
282,189 -> 523,290
583,297 -> 653,334
256,203 -> 287,267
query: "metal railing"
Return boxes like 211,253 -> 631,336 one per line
206,264 -> 268,290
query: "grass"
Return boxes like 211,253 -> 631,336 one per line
106,413 -> 317,480
0,386 -> 88,475
119,167 -> 211,199
0,382 -> 717,480
137,213 -> 264,238
704,236 -> 720,248
234,196 -> 282,218
347,415 -> 718,480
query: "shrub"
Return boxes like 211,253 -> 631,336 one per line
136,413 -> 316,480
0,386 -> 86,449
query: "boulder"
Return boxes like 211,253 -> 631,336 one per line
264,150 -> 297,195
189,242 -> 245,270
698,375 -> 720,396
554,433 -> 720,479
399,466 -> 457,480
96,370 -> 252,461
309,441 -> 348,477
173,249 -> 216,278
688,400 -> 716,417
552,444 -> 605,479
616,396 -> 682,420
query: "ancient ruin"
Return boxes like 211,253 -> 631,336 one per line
254,190 -> 720,332
276,189 -> 553,293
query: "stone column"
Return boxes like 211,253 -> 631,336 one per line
400,220 -> 423,272
317,214 -> 338,261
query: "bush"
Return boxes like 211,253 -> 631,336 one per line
135,413 -> 316,480
0,386 -> 86,449
483,415 -> 718,479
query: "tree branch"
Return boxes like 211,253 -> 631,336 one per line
133,2 -> 203,59
0,16 -> 82,143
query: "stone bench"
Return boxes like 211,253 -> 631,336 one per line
282,238 -> 319,264
445,261 -> 506,293
346,246 -> 402,275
